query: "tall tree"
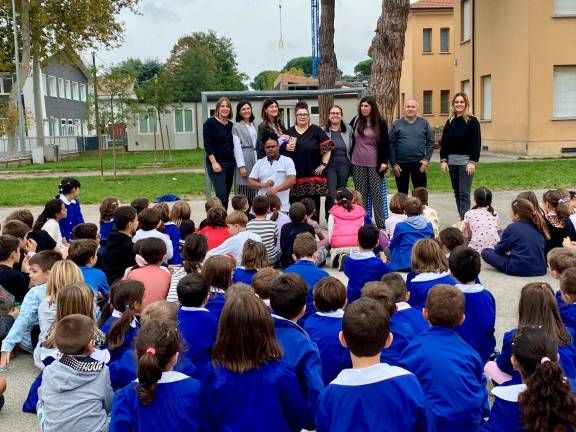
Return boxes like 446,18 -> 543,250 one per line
250,70 -> 280,90
113,58 -> 162,85
354,59 -> 373,77
166,43 -> 219,100
282,56 -> 313,76
318,0 -> 337,126
366,0 -> 410,123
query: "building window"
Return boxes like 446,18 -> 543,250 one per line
461,79 -> 471,97
80,84 -> 87,102
553,65 -> 576,118
65,80 -> 71,99
423,28 -> 432,53
481,75 -> 492,120
0,77 -> 12,95
42,74 -> 47,96
174,109 -> 194,133
139,109 -> 156,134
423,91 -> 433,114
440,28 -> 450,52
555,0 -> 576,15
49,117 -> 59,137
440,90 -> 450,114
461,0 -> 471,42
48,76 -> 57,97
72,82 -> 79,101
60,119 -> 68,136
310,106 -> 320,115
58,78 -> 65,98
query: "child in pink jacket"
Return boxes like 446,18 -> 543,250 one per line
328,189 -> 366,266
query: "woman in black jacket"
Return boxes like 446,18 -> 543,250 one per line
350,96 -> 389,228
439,92 -> 481,222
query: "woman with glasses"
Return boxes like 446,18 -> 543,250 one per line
283,101 -> 334,222
324,105 -> 353,217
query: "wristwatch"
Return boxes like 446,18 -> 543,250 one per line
321,162 -> 327,167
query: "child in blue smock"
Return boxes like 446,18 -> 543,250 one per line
99,197 -> 120,247
200,286 -> 307,431
232,240 -> 269,286
407,238 -> 456,310
343,224 -> 391,304
303,277 -> 348,386
68,239 -> 110,297
99,280 -> 144,363
201,255 -> 235,322
547,247 -> 576,332
449,246 -> 496,363
270,273 -> 324,430
317,297 -> 432,432
381,272 -> 429,334
400,284 -> 489,432
480,327 -> 576,432
109,321 -> 202,432
57,177 -> 84,242
176,272 -> 217,379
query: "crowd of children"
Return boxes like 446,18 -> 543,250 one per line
0,176 -> 576,431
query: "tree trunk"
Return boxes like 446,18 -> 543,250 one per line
366,0 -> 410,124
318,0 -> 336,126
32,40 -> 46,154
157,111 -> 166,162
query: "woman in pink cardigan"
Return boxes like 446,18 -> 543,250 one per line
327,188 -> 366,266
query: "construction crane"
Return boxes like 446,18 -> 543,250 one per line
311,0 -> 320,78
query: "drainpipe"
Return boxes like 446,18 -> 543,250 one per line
471,0 -> 476,111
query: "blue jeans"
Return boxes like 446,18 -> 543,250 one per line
325,163 -> 350,219
207,166 -> 235,210
449,164 -> 474,220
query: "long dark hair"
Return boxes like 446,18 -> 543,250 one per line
261,98 -> 285,130
235,100 -> 255,123
355,96 -> 382,138
335,188 -> 354,212
33,199 -> 64,231
182,233 -> 208,273
57,177 -> 81,196
472,187 -> 496,216
511,199 -> 550,240
268,194 -> 282,222
325,105 -> 347,133
543,189 -> 572,224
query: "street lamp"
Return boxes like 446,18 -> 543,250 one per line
11,0 -> 27,156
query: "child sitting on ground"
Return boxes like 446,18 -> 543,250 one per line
232,240 -> 269,285
155,202 -> 182,266
132,208 -> 173,262
0,287 -> 17,347
4,209 -> 56,253
99,197 -> 120,247
201,255 -> 235,321
205,211 -> 262,266
246,196 -> 279,264
412,187 -> 439,238
482,198 -> 550,276
302,197 -> 328,248
344,224 -> 391,304
269,273 -> 324,430
389,197 -> 434,271
197,207 -> 231,250
316,297 -> 431,432
385,192 -> 408,240
438,227 -> 465,257
169,201 -> 195,241
33,199 -> 67,251
303,277 -> 348,385
463,187 -> 499,253
280,203 -> 315,268
267,194 -> 291,250
198,196 -> 223,230
68,239 -> 110,297
251,267 -> 280,308
38,314 -> 113,432
542,189 -> 576,255
449,246 -> 496,363
167,233 -> 208,304
57,177 -> 84,242
130,197 -> 149,215
100,206 -> 138,286
232,194 -> 254,221
72,223 -> 99,240
558,267 -> 576,332
328,188 -> 365,266
401,284 -> 489,431
2,219 -> 38,271
0,234 -> 29,302
381,272 -> 429,334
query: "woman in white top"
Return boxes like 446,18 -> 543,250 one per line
33,198 -> 67,249
233,100 -> 258,206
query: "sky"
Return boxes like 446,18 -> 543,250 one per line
97,0 -> 385,82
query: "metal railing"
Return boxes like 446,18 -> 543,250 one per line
0,135 -> 100,163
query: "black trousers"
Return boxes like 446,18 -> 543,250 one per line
207,166 -> 235,210
394,161 -> 427,195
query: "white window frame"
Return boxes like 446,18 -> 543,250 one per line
65,80 -> 71,100
0,76 -> 12,95
42,74 -> 47,96
48,76 -> 57,97
554,0 -> 576,16
58,78 -> 65,98
461,0 -> 471,42
60,119 -> 68,136
50,117 -> 59,137
80,83 -> 87,102
72,82 -> 79,101
174,109 -> 195,134
139,108 -> 157,134
553,65 -> 576,118
481,75 -> 492,121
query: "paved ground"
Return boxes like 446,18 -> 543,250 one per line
0,187 -> 556,430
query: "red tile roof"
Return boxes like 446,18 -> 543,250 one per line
411,0 -> 453,9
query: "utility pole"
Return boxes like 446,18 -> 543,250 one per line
11,0 -> 26,155
92,52 -> 103,179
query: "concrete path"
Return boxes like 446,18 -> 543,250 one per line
0,188 -> 556,430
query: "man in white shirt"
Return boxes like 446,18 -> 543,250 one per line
248,131 -> 296,212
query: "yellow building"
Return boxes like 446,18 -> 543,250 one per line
453,0 -> 576,155
399,0 -> 455,133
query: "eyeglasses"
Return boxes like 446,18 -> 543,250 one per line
329,112 -> 341,115
296,113 -> 309,117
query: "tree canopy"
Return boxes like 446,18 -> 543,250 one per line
354,59 -> 373,77
250,70 -> 280,90
113,58 -> 162,85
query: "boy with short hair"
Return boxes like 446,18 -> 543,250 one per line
130,197 -> 149,215
316,298 -> 431,432
177,273 -> 218,379
4,210 -> 55,253
389,197 -> 434,271
559,267 -> 576,331
269,273 -> 324,430
2,219 -> 38,272
449,246 -> 496,363
231,194 -> 255,221
246,196 -> 278,263
68,239 -> 109,297
303,277 -> 348,385
284,232 -> 329,321
280,202 -> 315,268
100,206 -> 138,285
412,187 -> 439,238
343,224 -> 391,303
546,247 -> 576,330
251,267 -> 280,307
205,211 -> 262,266
0,234 -> 28,302
438,227 -> 465,257
132,208 -> 173,261
38,314 -> 113,432
381,272 -> 429,334
400,284 -> 488,432
72,223 -> 99,240
361,281 -> 416,366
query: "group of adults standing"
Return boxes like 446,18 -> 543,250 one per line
203,92 -> 481,225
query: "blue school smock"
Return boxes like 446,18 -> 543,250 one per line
200,359 -> 307,432
163,222 -> 182,265
100,220 -> 114,242
389,217 -> 435,271
206,290 -> 226,322
407,272 -> 456,310
557,290 -> 576,333
400,326 -> 489,432
343,251 -> 392,304
58,195 -> 84,241
455,283 -> 496,363
100,311 -> 140,363
395,302 -> 429,335
316,363 -> 433,432
303,310 -> 348,386
232,267 -> 257,285
285,260 -> 329,322
479,383 -> 525,432
108,348 -> 196,391
109,371 -> 202,432
272,314 -> 324,430
81,266 -> 110,296
380,319 -> 416,367
177,307 -> 218,379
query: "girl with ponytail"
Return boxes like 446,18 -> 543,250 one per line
100,280 -> 144,362
267,194 -> 291,251
109,322 -> 202,431
480,326 -> 576,432
56,176 -> 84,242
481,198 -> 549,276
328,188 -> 365,255
463,187 -> 499,253
542,189 -> 576,254
33,198 -> 67,249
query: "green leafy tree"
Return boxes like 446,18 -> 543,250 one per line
250,70 -> 280,90
166,44 -> 219,100
354,59 -> 373,77
113,58 -> 162,85
282,57 -> 313,76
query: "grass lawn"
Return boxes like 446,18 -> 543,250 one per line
0,149 -> 205,172
0,159 -> 575,206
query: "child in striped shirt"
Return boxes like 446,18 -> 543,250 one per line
247,196 -> 278,265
